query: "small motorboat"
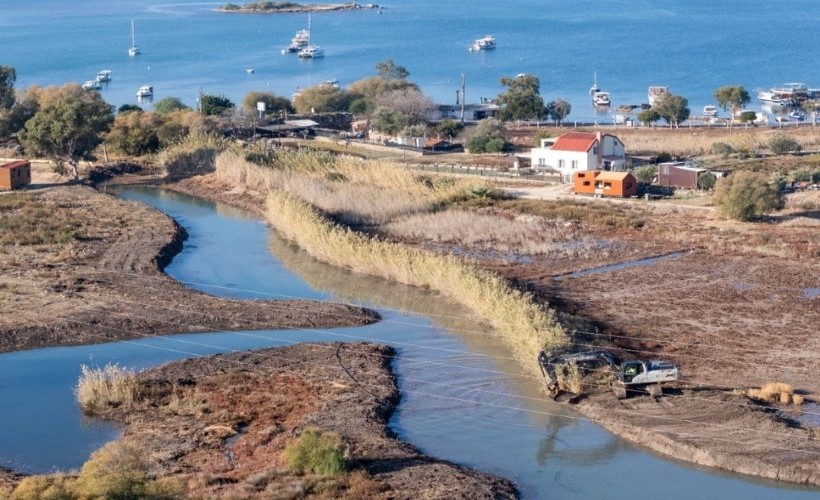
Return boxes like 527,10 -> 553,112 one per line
136,85 -> 153,98
82,80 -> 101,91
469,35 -> 496,51
96,70 -> 112,83
703,105 -> 718,117
593,91 -> 611,106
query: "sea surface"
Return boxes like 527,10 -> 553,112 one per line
1,0 -> 818,121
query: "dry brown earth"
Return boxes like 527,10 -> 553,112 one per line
98,342 -> 518,498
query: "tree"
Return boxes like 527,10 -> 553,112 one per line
714,85 -> 750,129
293,85 -> 349,114
768,133 -> 799,155
637,108 -> 660,126
697,171 -> 717,190
0,66 -> 16,110
374,87 -> 434,125
497,74 -> 546,122
435,119 -> 464,139
199,94 -> 234,116
20,91 -> 114,180
117,104 -> 143,114
346,76 -> 417,115
0,93 -> 37,138
739,111 -> 758,125
105,110 -> 161,156
370,106 -> 408,135
375,59 -> 409,82
242,91 -> 293,117
633,165 -> 657,185
654,94 -> 690,128
546,98 -> 571,126
153,97 -> 189,115
713,172 -> 784,221
466,118 -> 506,153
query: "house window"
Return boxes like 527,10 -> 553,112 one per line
538,158 -> 545,166
604,182 -> 612,189
592,146 -> 598,155
583,181 -> 591,186
558,159 -> 565,169
571,160 -> 578,169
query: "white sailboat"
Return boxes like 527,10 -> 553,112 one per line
297,14 -> 324,59
128,20 -> 140,57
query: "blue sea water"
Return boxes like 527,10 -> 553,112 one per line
1,0 -> 818,121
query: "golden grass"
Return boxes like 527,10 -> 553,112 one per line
265,190 -> 569,364
215,150 -> 484,225
75,363 -> 138,414
747,382 -> 802,405
615,128 -> 820,157
159,132 -> 233,179
0,194 -> 79,246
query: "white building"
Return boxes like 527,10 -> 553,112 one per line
530,132 -> 626,182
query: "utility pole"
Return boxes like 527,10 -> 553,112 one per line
460,73 -> 466,123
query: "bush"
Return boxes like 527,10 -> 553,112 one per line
713,172 -> 784,221
10,474 -> 74,500
697,171 -> 717,190
768,134 -> 800,155
633,165 -> 657,185
75,363 -> 138,414
654,152 -> 672,164
283,429 -> 347,476
711,142 -> 734,156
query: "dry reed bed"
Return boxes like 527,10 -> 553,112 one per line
215,151 -> 471,225
264,190 -> 569,363
612,127 -> 820,156
383,210 -> 613,258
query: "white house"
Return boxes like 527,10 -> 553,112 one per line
530,132 -> 626,182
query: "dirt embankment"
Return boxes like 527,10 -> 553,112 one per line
95,342 -> 517,498
0,185 -> 378,353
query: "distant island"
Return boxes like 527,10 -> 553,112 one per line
218,2 -> 381,13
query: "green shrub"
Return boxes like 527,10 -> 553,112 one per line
633,165 -> 657,185
768,134 -> 800,155
10,474 -> 74,500
283,429 -> 347,476
697,171 -> 717,190
711,142 -> 734,156
713,171 -> 784,221
654,152 -> 673,164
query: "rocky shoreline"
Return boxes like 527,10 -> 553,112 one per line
218,2 -> 381,14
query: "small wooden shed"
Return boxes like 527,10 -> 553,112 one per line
573,170 -> 636,198
657,162 -> 708,190
0,160 -> 31,190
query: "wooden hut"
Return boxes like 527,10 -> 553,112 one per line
573,170 -> 636,198
0,160 -> 31,190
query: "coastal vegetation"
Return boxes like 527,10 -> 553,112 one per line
713,171 -> 784,221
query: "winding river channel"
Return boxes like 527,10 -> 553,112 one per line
1,187 -> 816,499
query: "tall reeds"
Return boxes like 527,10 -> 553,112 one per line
75,363 -> 138,414
265,190 -> 569,363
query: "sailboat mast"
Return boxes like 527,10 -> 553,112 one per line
131,20 -> 136,47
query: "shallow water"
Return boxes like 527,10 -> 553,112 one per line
1,1 -> 818,122
555,251 -> 688,280
0,187 -> 817,499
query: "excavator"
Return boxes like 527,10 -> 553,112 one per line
537,348 -> 679,400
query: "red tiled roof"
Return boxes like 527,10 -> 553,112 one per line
0,160 -> 29,170
551,132 -> 598,152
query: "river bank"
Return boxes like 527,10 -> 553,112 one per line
162,167 -> 820,487
74,342 -> 517,498
0,183 -> 378,353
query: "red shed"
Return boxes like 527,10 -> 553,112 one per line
0,160 -> 31,190
657,162 -> 708,190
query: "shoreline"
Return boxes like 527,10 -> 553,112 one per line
217,3 -> 382,14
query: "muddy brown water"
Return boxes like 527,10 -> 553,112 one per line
0,186 -> 816,499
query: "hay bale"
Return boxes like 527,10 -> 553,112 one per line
779,392 -> 792,404
792,394 -> 805,405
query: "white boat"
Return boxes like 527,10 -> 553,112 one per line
297,45 -> 324,59
82,80 -> 101,91
788,110 -> 805,121
96,70 -> 112,83
593,91 -> 611,106
322,79 -> 340,88
757,89 -> 792,105
128,20 -> 140,57
246,68 -> 255,74
589,71 -> 600,95
284,15 -> 311,53
703,105 -> 718,117
648,86 -> 669,106
136,85 -> 153,98
469,35 -> 496,51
